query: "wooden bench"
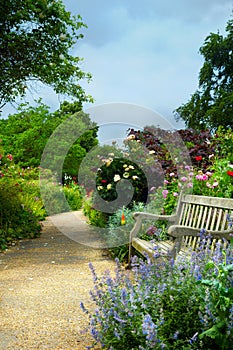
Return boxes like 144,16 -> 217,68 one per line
128,193 -> 233,264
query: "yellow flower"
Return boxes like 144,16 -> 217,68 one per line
123,172 -> 129,178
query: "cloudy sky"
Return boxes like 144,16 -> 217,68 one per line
2,0 -> 233,130
66,0 -> 233,128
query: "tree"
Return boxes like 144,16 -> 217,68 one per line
0,100 -> 99,176
175,13 -> 233,131
0,0 -> 92,110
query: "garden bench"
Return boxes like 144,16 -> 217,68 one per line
128,193 -> 233,264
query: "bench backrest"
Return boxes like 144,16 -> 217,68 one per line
177,194 -> 233,231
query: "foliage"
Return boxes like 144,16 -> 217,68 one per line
83,195 -> 109,228
0,100 -> 98,178
63,181 -> 85,211
0,150 -> 43,250
127,127 -> 215,176
0,0 -> 93,109
174,12 -> 233,131
106,202 -> 145,262
81,235 -> 233,349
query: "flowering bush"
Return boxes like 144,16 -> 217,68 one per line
96,157 -> 149,204
0,147 -> 45,250
82,234 -> 233,349
193,158 -> 233,198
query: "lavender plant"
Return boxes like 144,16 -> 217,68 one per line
81,234 -> 233,349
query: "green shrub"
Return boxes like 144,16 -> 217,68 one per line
63,182 -> 85,210
0,179 -> 41,250
83,196 -> 109,227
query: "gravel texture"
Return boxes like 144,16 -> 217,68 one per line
0,211 -> 116,349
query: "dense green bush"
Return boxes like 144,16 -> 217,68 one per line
83,195 -> 109,228
0,149 -> 43,250
0,177 -> 42,250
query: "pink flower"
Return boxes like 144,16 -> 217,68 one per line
181,176 -> 187,182
202,174 -> 208,181
7,154 -> 13,161
173,192 -> 178,197
164,180 -> 169,185
187,182 -> 193,188
169,172 -> 175,177
162,189 -> 168,199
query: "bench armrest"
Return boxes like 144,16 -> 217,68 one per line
130,212 -> 177,241
168,225 -> 232,241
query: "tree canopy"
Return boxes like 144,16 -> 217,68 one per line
175,13 -> 233,131
0,100 -> 98,177
0,0 -> 92,110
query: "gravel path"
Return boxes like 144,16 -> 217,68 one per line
0,211 -> 116,349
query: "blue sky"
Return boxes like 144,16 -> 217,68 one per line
2,0 -> 233,129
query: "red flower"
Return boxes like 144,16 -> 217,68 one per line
101,179 -> 107,183
227,170 -> 233,177
195,156 -> 202,161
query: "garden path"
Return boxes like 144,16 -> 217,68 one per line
0,211 -> 116,350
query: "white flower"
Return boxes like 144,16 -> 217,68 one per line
126,134 -> 135,140
59,33 -> 66,41
123,164 -> 128,168
108,153 -> 114,156
132,175 -> 139,180
114,174 -> 121,182
149,150 -> 155,154
97,186 -> 103,190
107,184 -> 112,190
129,165 -> 134,169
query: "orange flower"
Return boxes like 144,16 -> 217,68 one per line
121,212 -> 126,225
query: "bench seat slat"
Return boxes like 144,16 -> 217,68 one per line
128,193 -> 233,265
